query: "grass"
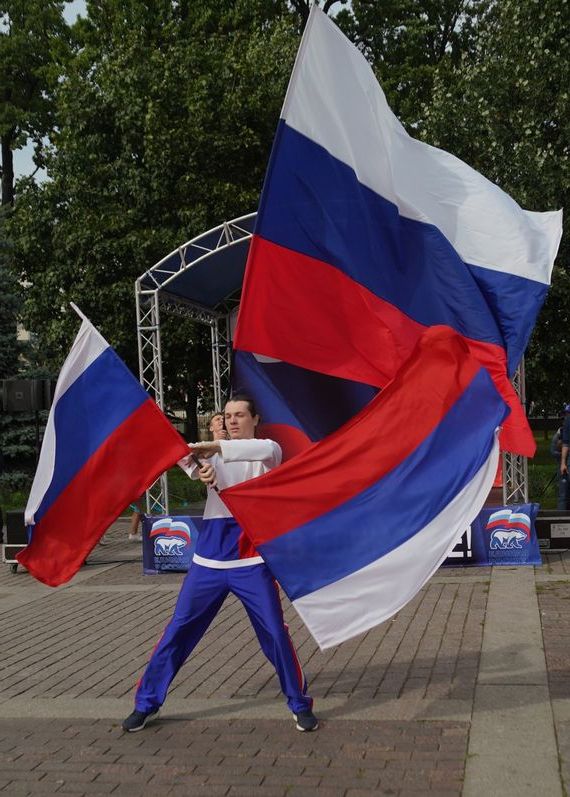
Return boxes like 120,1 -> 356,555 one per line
0,488 -> 30,513
166,466 -> 207,511
528,429 -> 559,509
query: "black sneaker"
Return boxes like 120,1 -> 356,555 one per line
294,709 -> 319,732
122,709 -> 159,732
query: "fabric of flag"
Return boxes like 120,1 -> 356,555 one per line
222,326 -> 509,649
234,5 -> 562,458
18,316 -> 189,587
232,350 -> 377,461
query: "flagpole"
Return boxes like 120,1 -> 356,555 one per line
69,302 -> 90,323
69,302 -> 110,349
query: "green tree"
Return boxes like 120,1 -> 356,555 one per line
422,0 -> 569,413
0,0 -> 69,205
336,0 -> 489,129
0,210 -> 41,495
289,0 -> 348,27
0,213 -> 20,379
10,0 -> 300,427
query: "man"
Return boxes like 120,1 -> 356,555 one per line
208,411 -> 227,440
122,395 -> 318,733
559,404 -> 570,510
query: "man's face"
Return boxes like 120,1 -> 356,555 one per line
224,400 -> 258,439
209,414 -> 224,434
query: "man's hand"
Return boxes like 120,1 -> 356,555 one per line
191,441 -> 222,459
197,462 -> 217,488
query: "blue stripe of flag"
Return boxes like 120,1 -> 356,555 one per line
258,367 -> 507,600
34,348 -> 148,525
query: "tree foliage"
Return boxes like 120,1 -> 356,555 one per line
337,0 -> 489,129
0,0 -> 69,204
10,0 -> 299,415
422,0 -> 569,413
5,0 -> 569,427
0,210 -> 44,492
0,212 -> 20,379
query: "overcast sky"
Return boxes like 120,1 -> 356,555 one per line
13,0 -> 87,180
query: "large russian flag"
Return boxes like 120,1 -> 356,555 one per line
234,5 -> 562,457
18,313 -> 189,587
222,327 -> 509,649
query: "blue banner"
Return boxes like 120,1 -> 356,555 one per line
443,503 -> 541,567
142,515 -> 202,574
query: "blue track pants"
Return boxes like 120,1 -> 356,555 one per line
135,562 -> 312,714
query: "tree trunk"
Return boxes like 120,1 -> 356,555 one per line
1,133 -> 15,206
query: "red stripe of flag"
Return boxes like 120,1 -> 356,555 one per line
17,399 -> 189,587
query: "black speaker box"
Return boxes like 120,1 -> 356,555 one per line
1,379 -> 57,413
5,510 -> 27,545
536,510 -> 570,550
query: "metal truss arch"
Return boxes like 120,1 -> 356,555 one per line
503,362 -> 529,505
135,213 -> 256,513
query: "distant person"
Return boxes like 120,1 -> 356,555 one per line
128,496 -> 144,542
551,426 -> 562,462
559,404 -> 570,510
122,395 -> 317,734
208,411 -> 228,441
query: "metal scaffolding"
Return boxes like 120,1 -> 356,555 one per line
135,214 -> 255,513
211,314 -> 232,412
502,361 -> 529,504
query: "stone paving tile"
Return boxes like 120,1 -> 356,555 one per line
0,718 -> 468,796
0,519 -> 485,795
0,588 -> 487,708
0,563 -> 40,588
82,560 -> 184,587
554,721 -> 570,797
537,581 -> 570,699
538,580 -> 570,796
0,557 -> 488,704
539,551 -> 570,576
436,566 -> 492,579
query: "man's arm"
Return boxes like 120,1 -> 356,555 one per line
192,439 -> 282,467
219,439 -> 282,467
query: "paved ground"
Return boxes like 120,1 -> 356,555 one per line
0,519 -> 569,795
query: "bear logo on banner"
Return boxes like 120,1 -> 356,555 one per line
150,519 -> 191,557
142,515 -> 202,575
486,510 -> 531,551
444,504 -> 541,567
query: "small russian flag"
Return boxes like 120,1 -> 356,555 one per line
18,310 -> 189,586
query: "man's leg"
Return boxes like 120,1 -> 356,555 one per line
229,564 -> 313,716
134,564 -> 228,713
